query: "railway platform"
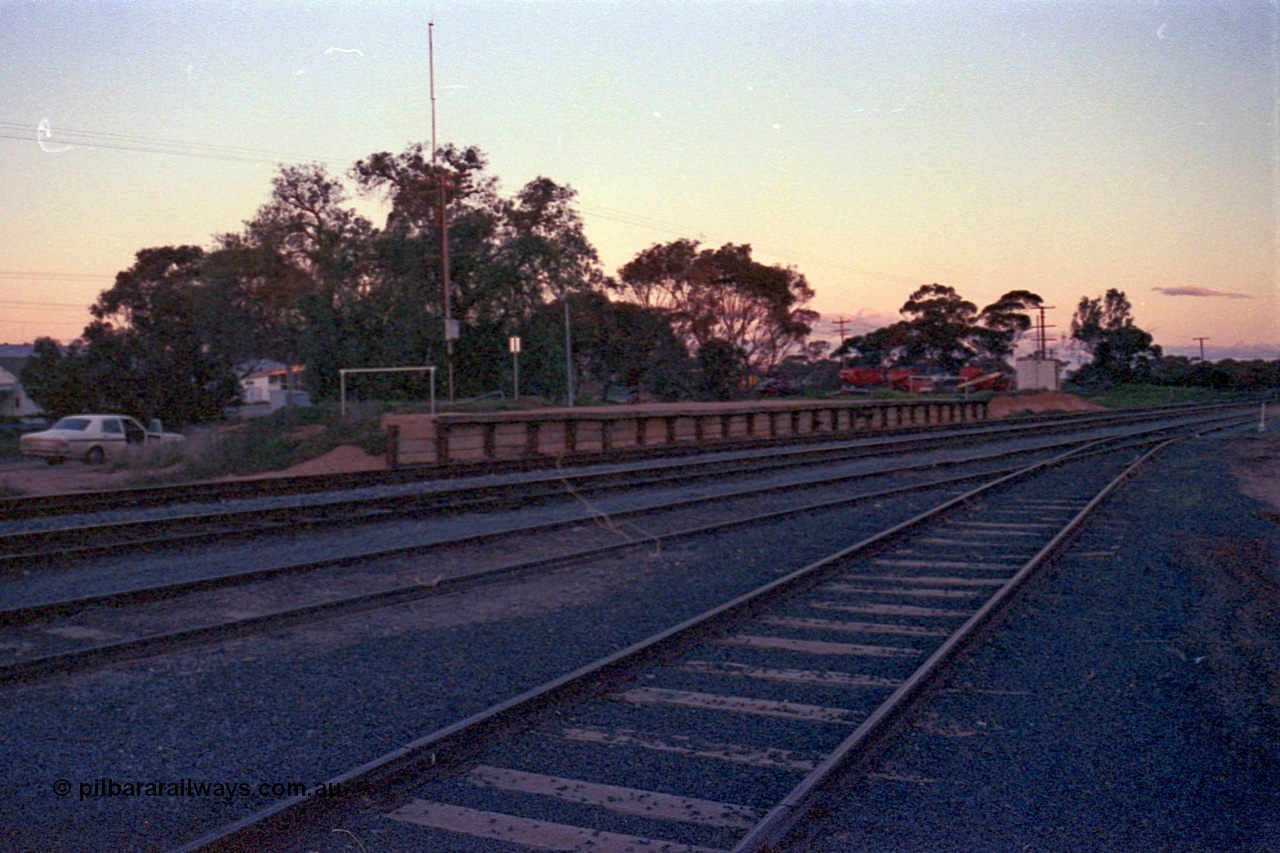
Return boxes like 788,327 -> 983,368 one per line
383,397 -> 990,467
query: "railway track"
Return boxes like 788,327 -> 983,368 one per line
0,409 -> 1246,684
162,412 -> 1255,853
0,402 -> 1252,568
0,402 -> 1203,520
0,434 -> 1108,682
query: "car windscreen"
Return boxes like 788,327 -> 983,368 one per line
51,418 -> 92,432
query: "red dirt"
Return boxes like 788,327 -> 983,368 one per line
987,391 -> 1106,418
227,444 -> 388,480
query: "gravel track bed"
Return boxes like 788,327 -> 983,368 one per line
0,480 -> 965,667
0,481 -> 962,851
0,433 -> 937,536
0,420 -> 1177,539
218,448 -> 1151,853
0,430 -> 1241,852
776,430 -> 1280,852
0,445 -> 1045,611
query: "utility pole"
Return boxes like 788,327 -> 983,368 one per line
829,317 -> 852,365
1193,337 -> 1209,361
1033,305 -> 1056,358
429,22 -> 456,402
509,335 -> 521,400
563,293 -> 574,407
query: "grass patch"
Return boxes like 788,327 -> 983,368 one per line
1069,383 -> 1245,409
187,403 -> 390,479
100,403 -> 392,481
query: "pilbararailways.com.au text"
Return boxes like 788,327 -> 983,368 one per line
55,777 -> 349,803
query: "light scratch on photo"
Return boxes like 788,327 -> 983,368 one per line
37,119 -> 72,153
555,455 -> 662,556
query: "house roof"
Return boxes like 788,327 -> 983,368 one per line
242,365 -> 306,381
0,357 -> 29,381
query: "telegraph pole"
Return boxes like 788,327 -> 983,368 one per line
1193,337 -> 1209,361
1033,305 -> 1056,358
829,316 -> 852,364
429,22 -> 456,402
563,293 -> 574,406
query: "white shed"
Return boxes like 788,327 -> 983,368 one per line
1015,355 -> 1062,391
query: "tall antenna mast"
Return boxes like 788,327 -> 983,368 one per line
429,22 -> 437,164
429,20 -> 455,401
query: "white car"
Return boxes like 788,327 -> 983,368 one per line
19,414 -> 185,465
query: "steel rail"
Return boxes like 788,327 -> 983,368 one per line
0,420 -> 1219,632
164,420 -> 1224,853
0,406 -> 1245,568
728,435 -> 1188,852
0,399 -> 1254,524
0,443 -> 1066,623
0,420 -> 1169,568
0,437 -> 1116,682
0,413 -> 1232,680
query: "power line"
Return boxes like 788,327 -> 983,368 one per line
0,270 -> 112,282
574,203 -> 917,283
0,305 -> 89,315
0,121 -> 347,168
4,119 -> 920,285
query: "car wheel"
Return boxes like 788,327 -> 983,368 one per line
85,447 -> 105,465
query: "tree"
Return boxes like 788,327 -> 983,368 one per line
896,284 -> 980,371
216,163 -> 374,401
498,176 -> 610,316
19,338 -> 95,418
90,246 -> 242,424
351,144 -> 610,398
1070,289 -> 1160,384
974,289 -> 1043,367
23,247 -> 242,425
516,293 -> 692,402
618,240 -> 816,372
696,339 -> 749,401
834,323 -> 911,369
833,285 -> 1042,373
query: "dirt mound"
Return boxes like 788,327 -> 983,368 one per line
230,444 -> 388,479
987,392 -> 1106,418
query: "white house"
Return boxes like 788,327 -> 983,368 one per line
0,346 -> 42,417
239,361 -> 310,414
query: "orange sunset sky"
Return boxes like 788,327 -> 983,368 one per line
2,1 -> 1276,361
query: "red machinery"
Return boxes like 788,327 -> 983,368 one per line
956,366 -> 1012,392
838,365 -> 1010,393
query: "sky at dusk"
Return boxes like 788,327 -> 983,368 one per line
1,0 -> 1276,362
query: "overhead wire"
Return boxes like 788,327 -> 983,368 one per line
2,118 -> 917,292
0,121 -> 345,168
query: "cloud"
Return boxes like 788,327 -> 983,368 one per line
1152,286 -> 1253,299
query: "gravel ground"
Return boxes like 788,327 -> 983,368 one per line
0,420 -> 1266,852
0,414 -> 1195,537
781,429 -> 1280,852
0,483 -> 952,852
0,435 -> 1053,610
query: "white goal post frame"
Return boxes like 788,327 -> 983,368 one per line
339,366 -> 437,417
